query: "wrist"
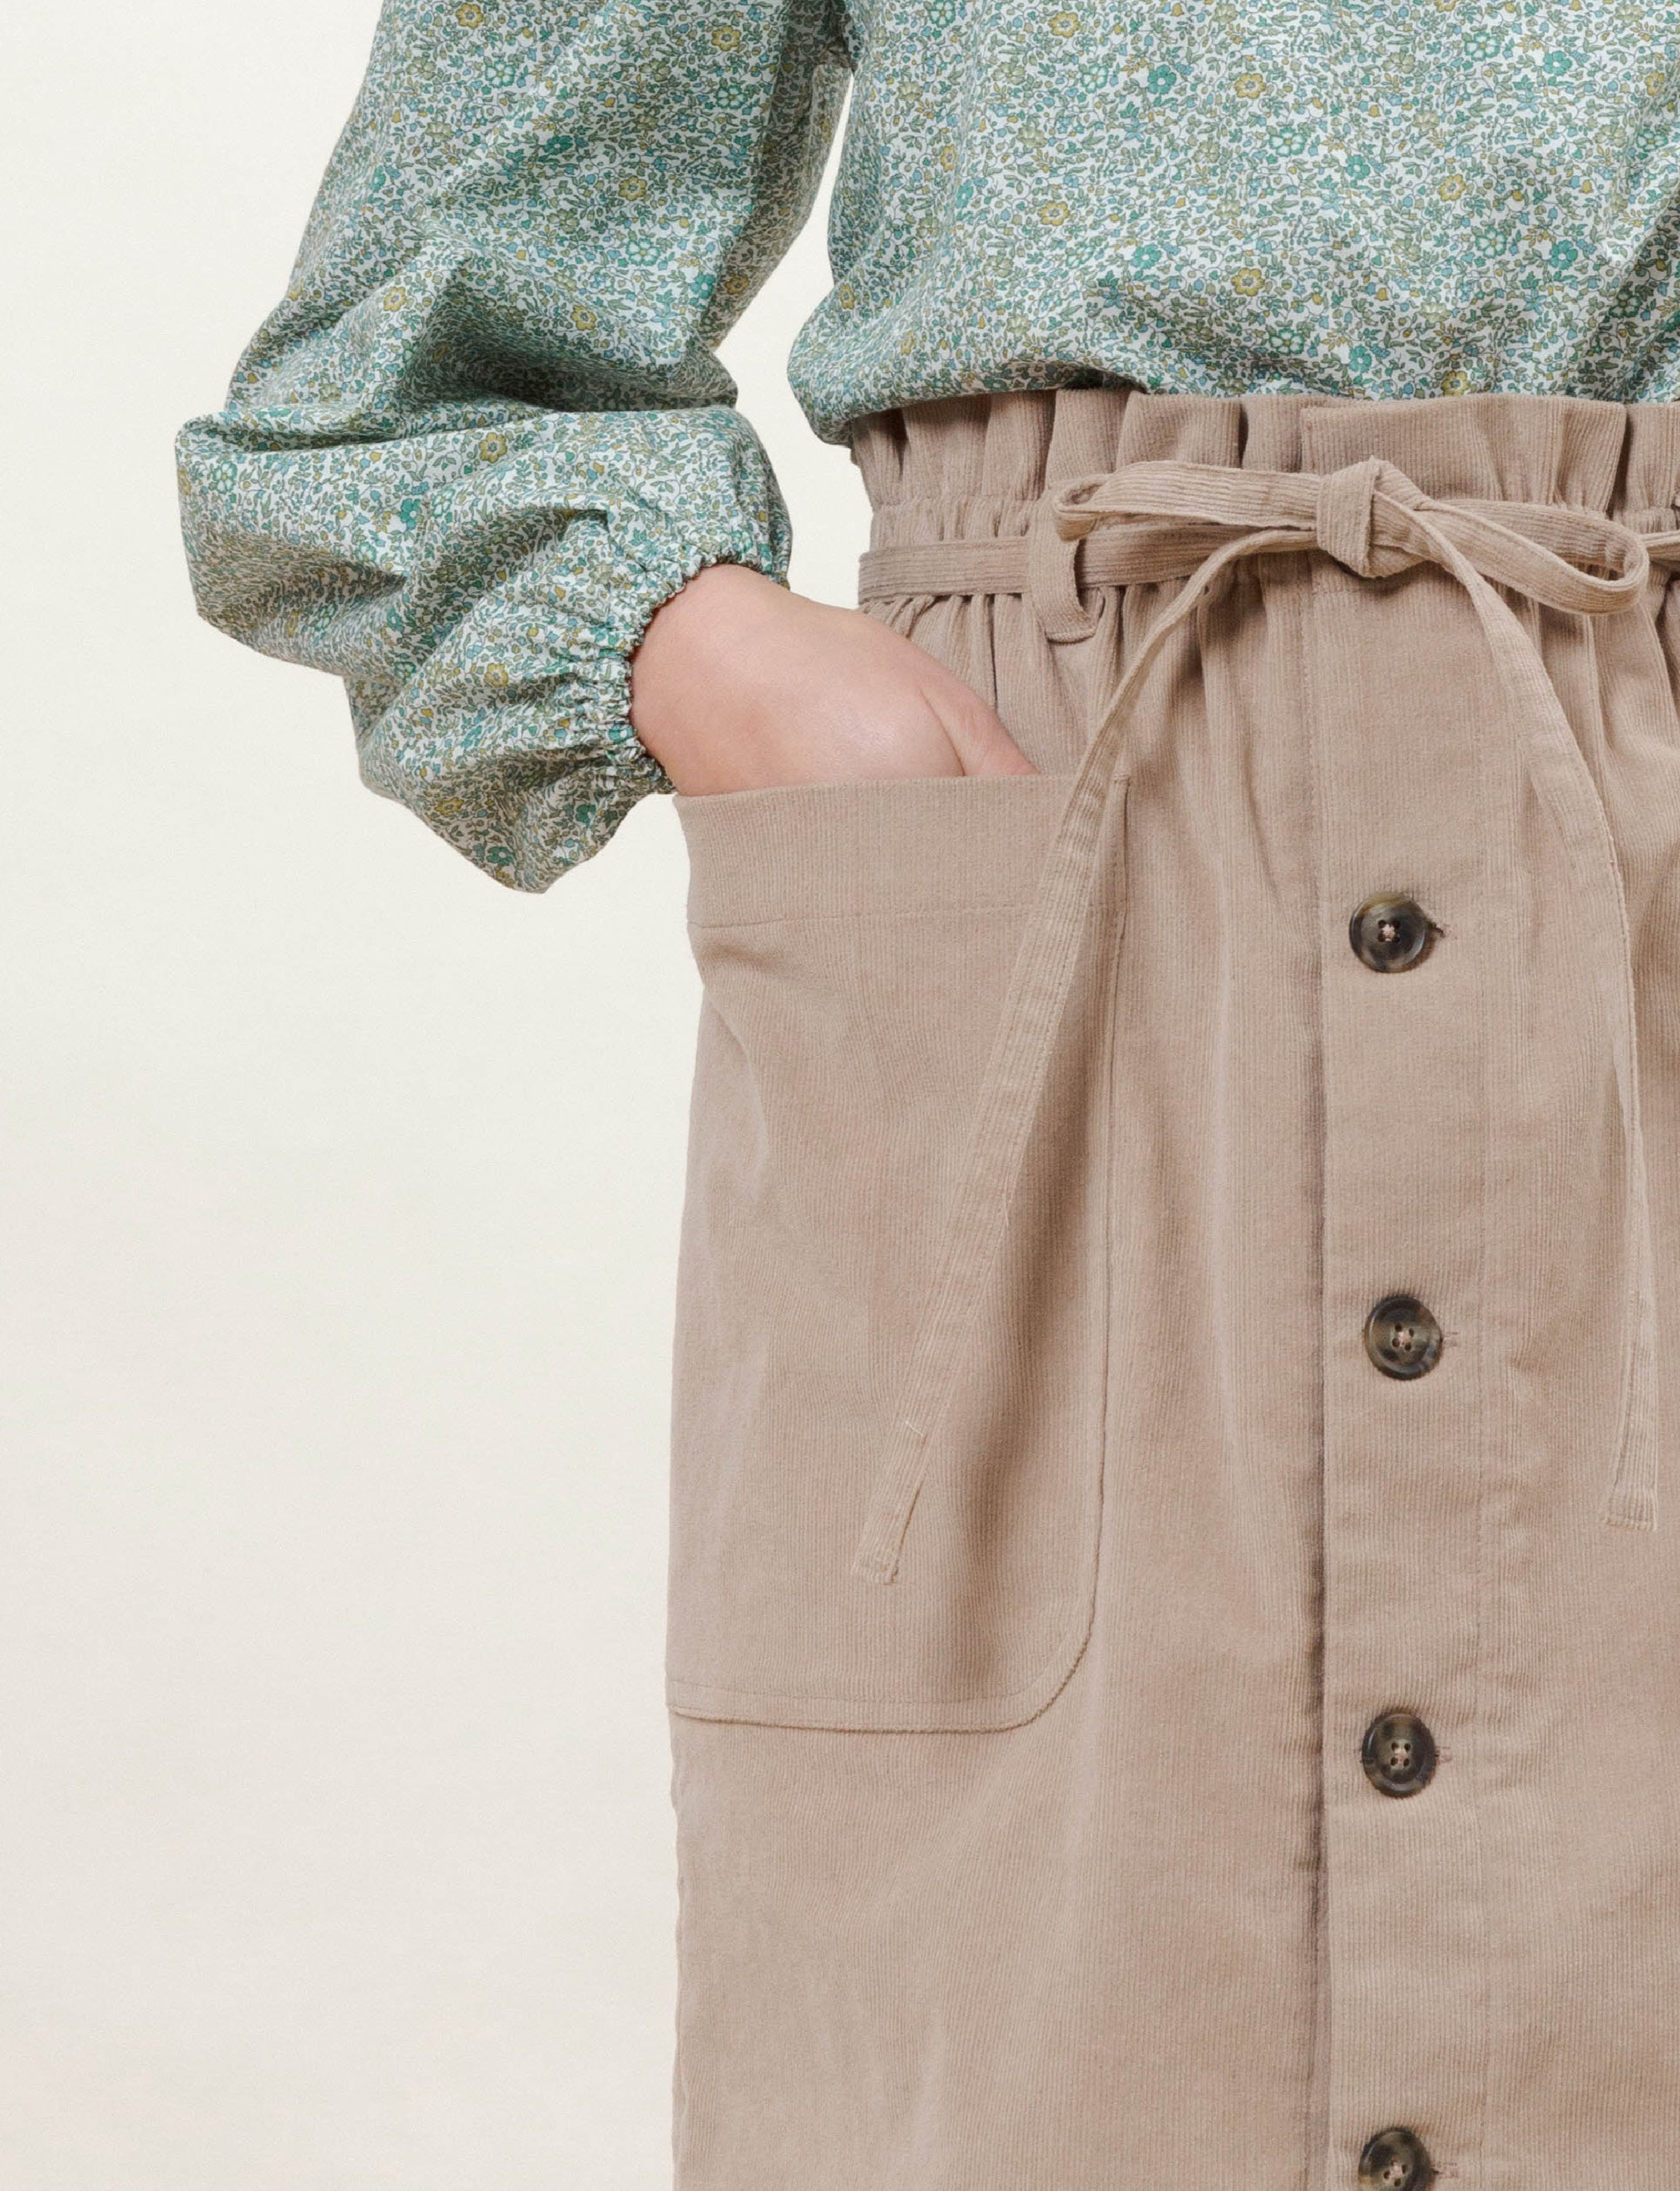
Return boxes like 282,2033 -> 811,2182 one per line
631,563 -> 788,758
642,560 -> 784,650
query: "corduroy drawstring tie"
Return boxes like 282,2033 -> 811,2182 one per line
852,456 -> 1680,1583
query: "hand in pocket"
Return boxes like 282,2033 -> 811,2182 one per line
629,563 -> 1037,794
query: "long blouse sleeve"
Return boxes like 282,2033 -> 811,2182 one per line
177,0 -> 850,889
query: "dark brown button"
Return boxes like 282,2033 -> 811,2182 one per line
1364,1294 -> 1443,1379
1350,894 -> 1436,973
1361,1711 -> 1438,1798
1358,2125 -> 1435,2189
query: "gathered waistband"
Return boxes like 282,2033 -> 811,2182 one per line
849,388 -> 1680,543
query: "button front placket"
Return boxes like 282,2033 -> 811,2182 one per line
1305,419 -> 1511,2185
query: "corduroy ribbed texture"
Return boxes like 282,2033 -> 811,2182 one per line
664,390 -> 1680,2189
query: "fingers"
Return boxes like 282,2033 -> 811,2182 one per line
961,717 -> 1040,776
927,677 -> 1039,779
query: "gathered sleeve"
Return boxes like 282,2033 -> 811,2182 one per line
176,0 -> 850,889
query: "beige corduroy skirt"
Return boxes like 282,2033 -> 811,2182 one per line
665,390 -> 1680,2190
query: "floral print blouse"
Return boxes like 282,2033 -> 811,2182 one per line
177,0 -> 1680,889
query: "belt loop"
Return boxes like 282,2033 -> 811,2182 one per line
1027,488 -> 1103,643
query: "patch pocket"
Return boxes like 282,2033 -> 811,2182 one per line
667,773 -> 1114,1732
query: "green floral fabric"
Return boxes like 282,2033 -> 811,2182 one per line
178,0 -> 1680,889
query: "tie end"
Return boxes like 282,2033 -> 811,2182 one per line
850,1427 -> 931,1584
850,1542 -> 902,1587
1602,1484 -> 1658,1532
1602,1363 -> 1659,1532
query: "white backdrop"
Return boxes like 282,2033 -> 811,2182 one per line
1,6 -> 867,2184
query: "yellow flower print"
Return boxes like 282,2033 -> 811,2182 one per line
484,663 -> 510,688
571,303 -> 597,330
722,270 -> 752,298
1439,173 -> 1466,200
1232,266 -> 1265,295
1049,10 -> 1081,35
1647,70 -> 1669,97
619,175 -> 647,200
455,2 -> 484,23
1441,368 -> 1470,395
938,144 -> 957,169
711,18 -> 742,49
1235,72 -> 1265,98
382,286 -> 408,310
836,281 -> 858,309
1037,201 -> 1071,225
434,798 -> 465,819
479,433 -> 508,462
